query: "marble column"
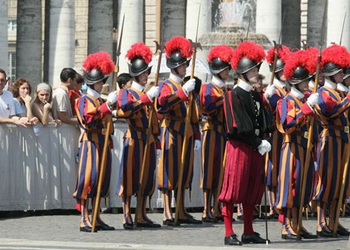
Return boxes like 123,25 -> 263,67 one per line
256,0 -> 281,45
16,0 -> 42,86
118,0 -> 144,75
161,0 -> 186,43
0,0 -> 8,72
327,0 -> 350,48
282,0 -> 300,48
48,0 -> 75,86
307,0 -> 327,47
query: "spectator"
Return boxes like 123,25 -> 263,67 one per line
12,78 -> 38,124
0,68 -> 30,126
52,68 -> 78,124
31,82 -> 61,126
68,74 -> 83,116
117,73 -> 132,90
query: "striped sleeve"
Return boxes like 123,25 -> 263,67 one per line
117,89 -> 147,118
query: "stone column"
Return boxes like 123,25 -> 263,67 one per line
282,0 -> 300,48
48,0 -> 75,86
0,0 -> 8,72
161,0 -> 186,43
256,0 -> 281,44
16,0 -> 42,86
327,0 -> 350,48
118,0 -> 144,75
307,0 -> 326,47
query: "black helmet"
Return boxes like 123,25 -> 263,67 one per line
209,57 -> 231,75
128,56 -> 152,77
166,51 -> 190,69
344,68 -> 350,80
84,68 -> 109,85
322,62 -> 343,76
269,58 -> 285,73
288,66 -> 311,85
236,57 -> 262,74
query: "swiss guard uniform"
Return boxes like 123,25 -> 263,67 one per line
219,41 -> 273,245
264,46 -> 291,217
116,42 -> 161,229
313,44 -> 350,237
199,45 -> 233,222
73,51 -> 117,232
275,50 -> 318,240
157,36 -> 202,225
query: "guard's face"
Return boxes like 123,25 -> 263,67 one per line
333,70 -> 345,84
344,76 -> 350,87
297,80 -> 309,92
219,68 -> 230,81
93,81 -> 103,93
37,89 -> 50,103
176,63 -> 187,79
246,67 -> 259,83
138,71 -> 148,86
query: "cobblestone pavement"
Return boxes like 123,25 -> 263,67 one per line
0,211 -> 349,249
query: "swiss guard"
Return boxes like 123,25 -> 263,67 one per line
313,44 -> 350,237
199,45 -> 234,222
157,36 -> 202,226
219,41 -> 273,245
275,49 -> 318,240
116,42 -> 161,229
73,51 -> 117,232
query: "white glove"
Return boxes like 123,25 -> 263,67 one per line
157,149 -> 162,158
257,140 -> 271,156
107,91 -> 118,104
264,85 -> 276,98
307,93 -> 320,107
194,140 -> 201,150
182,79 -> 196,94
146,86 -> 160,101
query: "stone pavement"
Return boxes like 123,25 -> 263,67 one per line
0,211 -> 349,250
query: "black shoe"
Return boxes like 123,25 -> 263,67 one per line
178,217 -> 202,224
224,233 -> 242,246
281,233 -> 298,240
213,215 -> 224,222
242,233 -> 268,244
96,224 -> 115,231
202,217 -> 215,223
337,226 -> 350,236
237,215 -> 243,220
123,223 -> 134,230
80,226 -> 98,232
316,229 -> 334,238
163,219 -> 176,226
300,230 -> 318,239
136,221 -> 161,228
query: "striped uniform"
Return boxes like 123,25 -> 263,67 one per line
266,82 -> 288,190
199,82 -> 226,191
275,93 -> 315,209
313,82 -> 350,202
116,87 -> 159,197
73,94 -> 112,201
157,78 -> 200,191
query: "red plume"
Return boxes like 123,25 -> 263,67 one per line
208,45 -> 234,63
125,42 -> 152,64
83,51 -> 115,75
266,45 -> 290,64
231,41 -> 265,70
321,44 -> 349,69
164,36 -> 193,58
305,47 -> 319,74
284,50 -> 311,80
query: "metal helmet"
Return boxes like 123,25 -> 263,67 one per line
82,51 -> 115,85
84,68 -> 109,85
209,57 -> 231,75
166,51 -> 190,69
128,57 -> 152,77
344,68 -> 350,80
322,62 -> 343,76
268,58 -> 285,73
236,57 -> 262,74
287,66 -> 311,85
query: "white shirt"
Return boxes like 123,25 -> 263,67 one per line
273,78 -> 286,88
291,87 -> 304,100
0,90 -> 16,118
337,83 -> 349,92
236,79 -> 252,92
169,73 -> 182,83
131,81 -> 145,92
324,78 -> 337,89
212,75 -> 226,88
52,85 -> 73,120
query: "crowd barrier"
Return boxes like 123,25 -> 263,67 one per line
0,121 -> 204,211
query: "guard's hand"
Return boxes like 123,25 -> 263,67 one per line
194,139 -> 201,151
264,85 -> 275,99
107,91 -> 118,105
307,93 -> 319,107
182,79 -> 196,94
257,139 -> 271,155
146,86 -> 160,101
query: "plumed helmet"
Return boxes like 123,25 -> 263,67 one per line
83,51 -> 115,85
231,41 -> 265,74
344,68 -> 350,80
266,45 -> 291,73
207,45 -> 234,75
126,42 -> 153,77
321,44 -> 348,76
164,37 -> 193,69
284,50 -> 313,85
